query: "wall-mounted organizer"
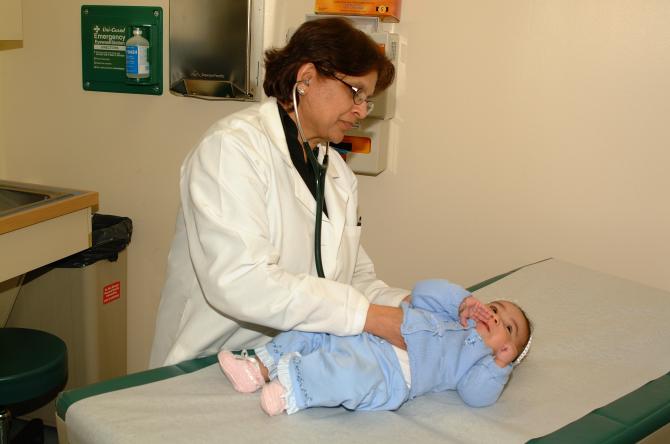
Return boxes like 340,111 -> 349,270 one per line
332,119 -> 391,176
169,0 -> 264,101
305,14 -> 401,175
367,31 -> 399,120
81,5 -> 163,95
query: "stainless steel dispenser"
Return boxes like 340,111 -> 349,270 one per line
169,0 -> 264,101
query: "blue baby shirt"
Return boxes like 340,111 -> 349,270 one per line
402,279 -> 513,407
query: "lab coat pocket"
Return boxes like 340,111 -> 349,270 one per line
336,225 -> 362,282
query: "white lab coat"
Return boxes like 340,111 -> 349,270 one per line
150,98 -> 408,367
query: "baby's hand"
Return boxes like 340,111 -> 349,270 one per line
458,296 -> 493,327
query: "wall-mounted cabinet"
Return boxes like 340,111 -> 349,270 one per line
169,0 -> 264,101
0,0 -> 22,42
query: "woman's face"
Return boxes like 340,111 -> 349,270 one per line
295,66 -> 378,146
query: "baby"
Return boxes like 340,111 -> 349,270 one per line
218,279 -> 532,415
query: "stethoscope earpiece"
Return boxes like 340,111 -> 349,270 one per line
297,78 -> 309,95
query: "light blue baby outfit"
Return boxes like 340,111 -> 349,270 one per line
254,279 -> 513,414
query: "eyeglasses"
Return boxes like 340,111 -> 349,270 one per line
334,77 -> 374,114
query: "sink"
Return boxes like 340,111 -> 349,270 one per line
0,180 -> 98,282
0,182 -> 74,216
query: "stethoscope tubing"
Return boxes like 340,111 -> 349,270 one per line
292,82 -> 329,278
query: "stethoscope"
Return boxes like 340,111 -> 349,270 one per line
292,80 -> 329,278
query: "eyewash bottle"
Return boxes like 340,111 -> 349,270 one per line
126,27 -> 150,79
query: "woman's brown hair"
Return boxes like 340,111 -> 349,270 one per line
263,17 -> 395,104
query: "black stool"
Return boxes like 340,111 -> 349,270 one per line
0,328 -> 67,444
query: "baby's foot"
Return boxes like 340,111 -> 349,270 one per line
260,380 -> 287,416
218,351 -> 264,393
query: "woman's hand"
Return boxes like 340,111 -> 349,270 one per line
458,296 -> 493,327
363,304 -> 407,350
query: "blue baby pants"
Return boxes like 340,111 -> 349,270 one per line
255,331 -> 410,414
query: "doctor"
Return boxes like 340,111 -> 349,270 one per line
150,17 -> 408,368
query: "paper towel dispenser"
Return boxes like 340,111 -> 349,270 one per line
169,0 -> 264,101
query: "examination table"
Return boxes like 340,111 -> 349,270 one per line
55,259 -> 670,443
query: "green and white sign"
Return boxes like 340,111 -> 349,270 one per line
91,24 -> 127,71
81,5 -> 162,95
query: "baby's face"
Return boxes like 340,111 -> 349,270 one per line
475,300 -> 530,366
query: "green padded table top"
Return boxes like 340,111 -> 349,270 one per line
0,327 -> 68,405
55,260 -> 670,443
529,372 -> 670,443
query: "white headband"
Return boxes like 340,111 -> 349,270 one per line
513,335 -> 532,366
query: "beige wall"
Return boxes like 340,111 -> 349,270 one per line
1,1 -> 668,372
0,50 -> 5,177
361,1 -> 670,290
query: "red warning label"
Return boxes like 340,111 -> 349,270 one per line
103,281 -> 121,304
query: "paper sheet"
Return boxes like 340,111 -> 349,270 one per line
66,259 -> 670,443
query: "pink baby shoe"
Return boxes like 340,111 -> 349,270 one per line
260,380 -> 287,416
218,350 -> 264,393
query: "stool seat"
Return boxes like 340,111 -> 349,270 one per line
0,328 -> 67,406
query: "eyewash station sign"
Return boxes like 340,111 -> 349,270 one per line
81,5 -> 163,95
92,24 -> 127,72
